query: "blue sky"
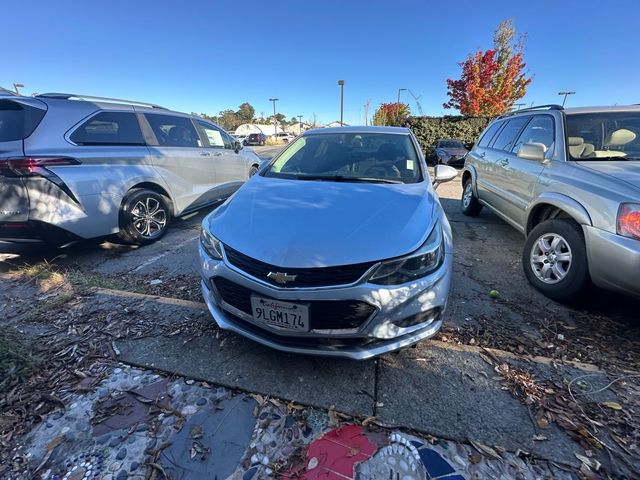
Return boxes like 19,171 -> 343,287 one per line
4,0 -> 640,125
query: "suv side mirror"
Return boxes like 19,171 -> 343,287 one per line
517,142 -> 546,163
234,140 -> 243,153
432,164 -> 457,188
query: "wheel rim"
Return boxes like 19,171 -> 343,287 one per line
462,183 -> 473,209
131,197 -> 167,238
529,233 -> 572,284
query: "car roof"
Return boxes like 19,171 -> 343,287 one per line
304,126 -> 411,136
564,105 -> 640,115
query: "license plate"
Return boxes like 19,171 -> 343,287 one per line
250,296 -> 309,332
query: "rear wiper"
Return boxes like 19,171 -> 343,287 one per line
296,175 -> 401,184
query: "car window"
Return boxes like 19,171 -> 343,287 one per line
491,116 -> 530,151
265,132 -> 423,184
512,115 -> 555,155
566,112 -> 640,160
196,120 -> 232,149
144,113 -> 200,147
478,121 -> 503,148
70,112 -> 145,146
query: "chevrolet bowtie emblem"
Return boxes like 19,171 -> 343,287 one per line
267,271 -> 298,284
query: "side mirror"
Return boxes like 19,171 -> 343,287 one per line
517,142 -> 546,163
234,140 -> 243,153
432,164 -> 457,188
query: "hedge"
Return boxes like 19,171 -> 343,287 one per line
404,116 -> 491,157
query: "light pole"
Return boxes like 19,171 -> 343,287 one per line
269,98 -> 278,136
397,88 -> 406,104
558,91 -> 575,107
338,80 -> 344,126
13,83 -> 24,95
513,103 -> 526,111
297,115 -> 303,134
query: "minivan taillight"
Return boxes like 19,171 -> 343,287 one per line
0,156 -> 80,176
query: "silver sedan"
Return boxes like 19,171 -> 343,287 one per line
198,126 -> 458,359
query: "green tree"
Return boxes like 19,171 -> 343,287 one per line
372,103 -> 410,126
274,113 -> 287,125
236,102 -> 255,123
217,110 -> 240,130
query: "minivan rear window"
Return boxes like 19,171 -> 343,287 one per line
0,100 -> 46,142
71,112 -> 145,146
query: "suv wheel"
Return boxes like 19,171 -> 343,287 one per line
461,179 -> 482,216
523,219 -> 590,301
118,189 -> 170,245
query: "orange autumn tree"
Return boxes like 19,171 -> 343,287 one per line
444,19 -> 532,116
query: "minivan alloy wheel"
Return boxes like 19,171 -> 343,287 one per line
131,197 -> 167,238
529,233 -> 572,284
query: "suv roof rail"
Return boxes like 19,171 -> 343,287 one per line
499,104 -> 564,118
34,93 -> 168,110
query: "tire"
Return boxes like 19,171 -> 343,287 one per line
522,219 -> 590,302
118,189 -> 171,245
461,179 -> 482,216
249,165 -> 259,177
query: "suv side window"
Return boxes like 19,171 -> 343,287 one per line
196,120 -> 233,149
70,112 -> 145,146
478,121 -> 503,148
144,114 -> 200,148
490,116 -> 531,151
511,115 -> 555,155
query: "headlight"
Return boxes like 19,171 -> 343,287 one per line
200,228 -> 223,260
369,222 -> 444,285
617,203 -> 640,240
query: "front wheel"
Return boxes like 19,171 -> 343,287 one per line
118,189 -> 171,245
522,219 -> 590,302
461,179 -> 482,216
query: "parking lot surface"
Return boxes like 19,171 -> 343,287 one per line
1,147 -> 639,478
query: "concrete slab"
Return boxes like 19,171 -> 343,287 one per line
117,333 -> 376,417
376,342 -> 582,466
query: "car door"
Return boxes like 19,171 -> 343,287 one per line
143,113 -> 217,213
467,120 -> 505,206
494,115 -> 555,228
486,115 -> 531,224
195,120 -> 247,197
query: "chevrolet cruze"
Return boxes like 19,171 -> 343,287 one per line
198,126 -> 458,359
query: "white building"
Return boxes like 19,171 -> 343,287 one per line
235,123 -> 284,136
323,121 -> 349,128
285,122 -> 312,135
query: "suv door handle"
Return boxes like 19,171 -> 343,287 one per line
200,151 -> 211,157
499,158 -> 509,166
479,152 -> 486,158
212,152 -> 223,157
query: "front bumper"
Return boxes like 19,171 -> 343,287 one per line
584,225 -> 640,298
198,243 -> 451,360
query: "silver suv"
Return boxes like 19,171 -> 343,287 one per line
0,93 -> 261,245
462,105 -> 640,301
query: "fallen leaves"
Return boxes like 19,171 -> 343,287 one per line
601,401 -> 622,410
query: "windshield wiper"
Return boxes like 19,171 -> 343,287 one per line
296,175 -> 402,184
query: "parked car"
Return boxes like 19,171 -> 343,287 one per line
0,93 -> 261,246
461,104 -> 640,301
233,133 -> 249,145
275,132 -> 295,143
245,133 -> 266,146
198,126 -> 458,359
432,139 -> 468,167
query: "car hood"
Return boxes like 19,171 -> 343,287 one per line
577,161 -> 640,192
438,147 -> 468,156
207,176 -> 438,267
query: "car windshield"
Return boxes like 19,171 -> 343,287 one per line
263,132 -> 423,184
439,140 -> 464,148
566,112 -> 640,161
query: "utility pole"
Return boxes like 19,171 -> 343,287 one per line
397,88 -> 406,104
337,80 -> 344,126
13,83 -> 24,95
297,115 -> 303,134
363,100 -> 370,126
558,91 -> 575,107
269,98 -> 278,136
